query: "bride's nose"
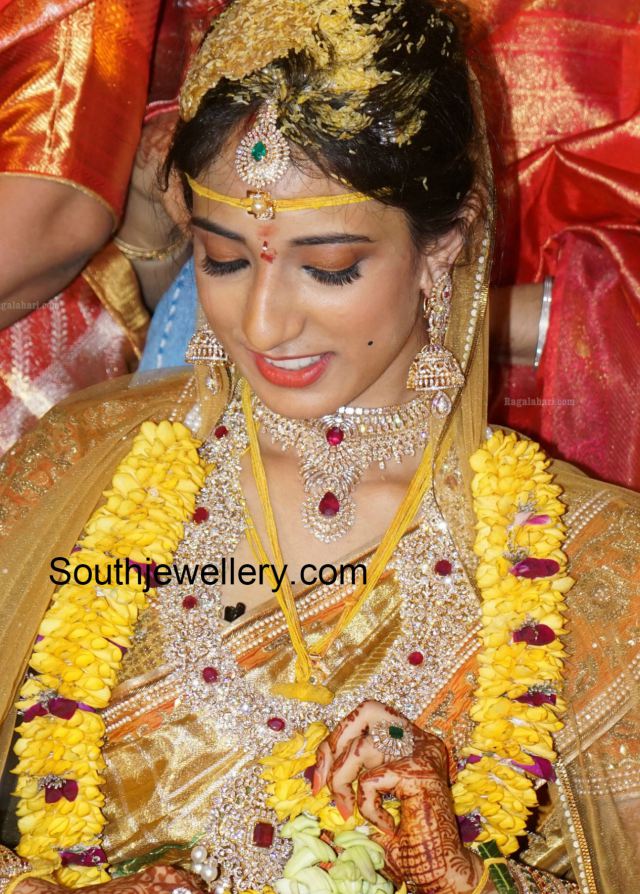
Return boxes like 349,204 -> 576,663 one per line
241,264 -> 304,353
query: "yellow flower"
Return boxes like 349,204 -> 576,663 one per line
14,421 -> 205,885
455,430 -> 572,857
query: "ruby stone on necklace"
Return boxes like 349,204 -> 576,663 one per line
319,427 -> 346,517
325,425 -> 344,446
253,394 -> 431,543
318,491 -> 340,517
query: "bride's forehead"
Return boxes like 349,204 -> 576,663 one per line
190,198 -> 405,246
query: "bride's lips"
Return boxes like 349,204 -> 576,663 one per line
252,351 -> 332,388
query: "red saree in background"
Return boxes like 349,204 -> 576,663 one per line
0,0 -> 159,452
472,0 -> 640,490
0,0 -> 224,454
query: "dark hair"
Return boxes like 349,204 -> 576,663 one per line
164,0 -> 480,248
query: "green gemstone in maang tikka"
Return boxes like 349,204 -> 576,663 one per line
251,141 -> 267,161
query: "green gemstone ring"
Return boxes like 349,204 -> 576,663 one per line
369,720 -> 414,759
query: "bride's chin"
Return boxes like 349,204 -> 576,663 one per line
228,355 -> 351,419
249,386 -> 350,421
237,369 -> 356,420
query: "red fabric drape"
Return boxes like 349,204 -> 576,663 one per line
473,1 -> 640,489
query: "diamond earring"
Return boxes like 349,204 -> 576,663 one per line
406,272 -> 465,417
185,325 -> 229,394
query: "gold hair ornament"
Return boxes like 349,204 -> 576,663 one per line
186,174 -> 370,220
178,0 -> 430,142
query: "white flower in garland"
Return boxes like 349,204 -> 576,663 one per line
274,815 -> 395,894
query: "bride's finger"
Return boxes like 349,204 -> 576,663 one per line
313,702 -> 381,793
314,701 -> 405,793
356,764 -> 400,834
328,733 -> 383,818
330,700 -> 400,756
312,738 -> 333,794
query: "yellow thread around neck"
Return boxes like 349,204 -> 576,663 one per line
240,379 -> 433,704
186,174 -> 371,213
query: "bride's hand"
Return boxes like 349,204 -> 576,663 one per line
15,865 -> 203,894
314,700 -> 487,894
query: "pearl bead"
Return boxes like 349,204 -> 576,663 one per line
191,845 -> 208,863
214,884 -> 226,894
191,863 -> 203,875
201,864 -> 218,882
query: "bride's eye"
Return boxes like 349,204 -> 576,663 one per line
201,256 -> 249,277
303,262 -> 361,286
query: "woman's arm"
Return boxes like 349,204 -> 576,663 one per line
0,177 -> 113,329
489,283 -> 545,366
113,113 -> 192,311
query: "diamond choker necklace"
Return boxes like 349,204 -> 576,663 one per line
253,394 -> 431,542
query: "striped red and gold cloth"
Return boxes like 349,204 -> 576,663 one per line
0,0 -> 228,454
474,0 -> 640,490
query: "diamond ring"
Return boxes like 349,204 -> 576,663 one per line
369,720 -> 415,759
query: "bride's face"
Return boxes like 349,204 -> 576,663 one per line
190,134 -> 458,418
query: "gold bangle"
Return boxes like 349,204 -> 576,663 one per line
114,232 -> 188,262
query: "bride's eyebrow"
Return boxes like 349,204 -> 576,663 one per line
190,218 -> 374,247
191,216 -> 245,242
291,233 -> 373,246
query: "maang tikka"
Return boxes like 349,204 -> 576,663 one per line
185,325 -> 229,394
406,271 -> 465,417
234,100 -> 290,220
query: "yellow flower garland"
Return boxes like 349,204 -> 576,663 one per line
10,422 -> 572,889
12,422 -> 206,887
452,430 -> 574,854
260,721 -> 387,834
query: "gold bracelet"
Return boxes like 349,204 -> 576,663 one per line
508,861 -> 538,894
114,232 -> 188,262
529,867 -> 579,894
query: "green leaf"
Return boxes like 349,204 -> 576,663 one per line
476,841 -> 518,894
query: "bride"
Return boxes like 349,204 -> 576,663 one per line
1,1 -> 638,893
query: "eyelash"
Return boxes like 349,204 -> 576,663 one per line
303,263 -> 361,287
200,257 -> 248,277
200,255 -> 362,287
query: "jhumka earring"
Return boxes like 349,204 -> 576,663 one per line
406,272 -> 465,417
185,325 -> 229,394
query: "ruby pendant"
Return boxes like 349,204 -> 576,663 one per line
318,491 -> 340,517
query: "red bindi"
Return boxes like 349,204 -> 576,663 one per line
260,241 -> 276,263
